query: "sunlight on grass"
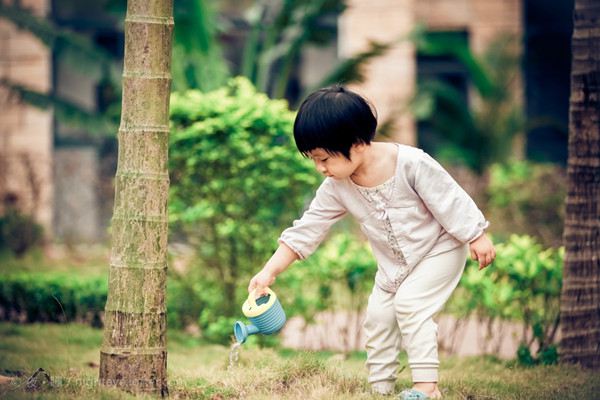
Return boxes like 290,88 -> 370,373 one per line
0,322 -> 598,399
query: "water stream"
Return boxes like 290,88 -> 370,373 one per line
228,342 -> 241,369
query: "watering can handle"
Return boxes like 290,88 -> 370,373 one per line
247,287 -> 275,309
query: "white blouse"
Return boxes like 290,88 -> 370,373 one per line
279,144 -> 489,293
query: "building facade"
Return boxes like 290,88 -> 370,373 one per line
0,0 -> 571,243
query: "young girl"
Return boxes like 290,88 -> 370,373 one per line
248,86 -> 495,399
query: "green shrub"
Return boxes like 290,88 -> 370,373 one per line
447,234 -> 563,364
269,232 -> 376,352
199,314 -> 238,345
0,272 -> 207,331
486,161 -> 566,247
0,273 -> 107,324
0,208 -> 44,257
279,233 -> 376,322
166,274 -> 206,330
169,77 -> 320,339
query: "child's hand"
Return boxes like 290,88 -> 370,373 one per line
248,244 -> 298,295
248,269 -> 276,296
469,233 -> 495,270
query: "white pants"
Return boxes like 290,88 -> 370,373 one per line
364,244 -> 468,390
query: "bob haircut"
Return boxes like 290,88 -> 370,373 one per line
293,85 -> 377,160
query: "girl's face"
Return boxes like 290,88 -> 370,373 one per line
307,146 -> 362,180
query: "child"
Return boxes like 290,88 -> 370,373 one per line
248,85 -> 495,399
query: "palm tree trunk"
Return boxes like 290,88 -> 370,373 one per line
559,0 -> 600,369
99,0 -> 173,395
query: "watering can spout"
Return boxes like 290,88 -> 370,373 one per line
234,321 -> 260,343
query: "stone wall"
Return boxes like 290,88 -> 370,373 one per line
281,311 -> 526,359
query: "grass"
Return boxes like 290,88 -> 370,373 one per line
0,246 -> 108,277
0,323 -> 598,399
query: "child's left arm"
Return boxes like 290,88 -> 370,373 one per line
412,150 -> 495,268
469,233 -> 495,270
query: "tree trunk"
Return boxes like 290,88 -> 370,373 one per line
559,0 -> 600,369
99,0 -> 173,395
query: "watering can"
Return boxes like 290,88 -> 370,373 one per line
233,288 -> 286,344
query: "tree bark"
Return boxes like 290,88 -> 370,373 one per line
560,0 -> 600,369
99,0 -> 173,395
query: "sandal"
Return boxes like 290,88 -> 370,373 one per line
398,389 -> 429,399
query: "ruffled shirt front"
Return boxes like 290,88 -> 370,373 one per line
352,176 -> 411,286
279,144 -> 489,293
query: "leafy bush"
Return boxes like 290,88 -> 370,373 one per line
412,33 -> 523,173
447,234 -> 563,364
166,274 -> 206,330
274,232 -> 376,352
486,161 -> 566,247
199,314 -> 238,345
0,208 -> 44,257
0,273 -> 106,325
0,272 -> 205,331
169,77 -> 320,340
279,233 -> 376,321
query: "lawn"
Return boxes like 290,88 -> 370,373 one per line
0,246 -> 108,278
0,322 -> 598,399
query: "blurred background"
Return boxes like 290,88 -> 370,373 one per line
0,0 -> 571,363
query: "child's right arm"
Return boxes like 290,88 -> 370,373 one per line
248,243 -> 299,295
248,179 -> 347,295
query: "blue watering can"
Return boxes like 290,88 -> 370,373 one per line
233,288 -> 286,344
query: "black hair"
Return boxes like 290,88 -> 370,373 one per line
293,85 -> 377,160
